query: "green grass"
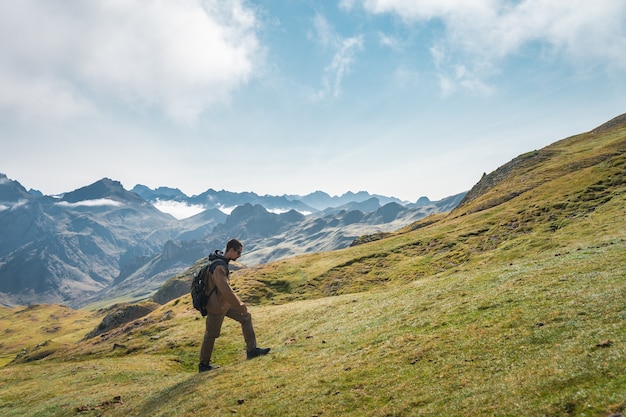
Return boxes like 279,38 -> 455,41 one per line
1,236 -> 624,416
0,304 -> 102,366
1,117 -> 625,416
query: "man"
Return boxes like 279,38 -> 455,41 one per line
198,238 -> 270,373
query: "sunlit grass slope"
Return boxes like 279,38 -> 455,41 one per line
1,114 -> 625,416
0,304 -> 101,367
231,116 -> 626,308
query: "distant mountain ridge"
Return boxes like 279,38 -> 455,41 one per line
0,173 -> 462,308
131,184 -> 417,216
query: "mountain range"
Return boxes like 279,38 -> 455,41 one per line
1,113 -> 624,416
0,175 -> 464,308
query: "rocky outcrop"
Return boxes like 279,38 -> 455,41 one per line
84,302 -> 159,339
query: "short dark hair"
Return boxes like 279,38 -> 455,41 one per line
226,238 -> 243,252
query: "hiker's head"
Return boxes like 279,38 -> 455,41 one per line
225,238 -> 243,260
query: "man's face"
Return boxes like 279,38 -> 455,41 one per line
231,246 -> 242,261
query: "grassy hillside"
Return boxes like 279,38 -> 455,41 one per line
0,304 -> 102,367
1,114 -> 625,416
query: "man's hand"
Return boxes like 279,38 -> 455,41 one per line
239,303 -> 248,315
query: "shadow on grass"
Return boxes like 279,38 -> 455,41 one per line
136,370 -> 223,415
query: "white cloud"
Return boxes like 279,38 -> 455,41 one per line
310,13 -> 336,48
6,200 -> 30,211
359,0 -> 495,20
153,200 -> 205,220
354,0 -> 626,92
56,199 -> 123,208
339,0 -> 358,10
325,36 -> 364,98
310,14 -> 363,99
267,208 -> 313,216
377,32 -> 403,52
0,0 -> 262,124
0,73 -> 97,122
218,204 -> 237,215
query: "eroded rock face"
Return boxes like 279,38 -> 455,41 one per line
84,302 -> 159,339
152,277 -> 190,305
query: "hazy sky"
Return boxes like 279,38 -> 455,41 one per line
1,0 -> 625,202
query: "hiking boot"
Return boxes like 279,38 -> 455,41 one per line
198,362 -> 220,373
247,347 -> 271,360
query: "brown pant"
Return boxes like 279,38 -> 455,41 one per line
199,308 -> 257,364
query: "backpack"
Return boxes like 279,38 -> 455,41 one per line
190,257 -> 227,316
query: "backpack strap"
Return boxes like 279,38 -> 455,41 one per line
205,259 -> 228,299
208,259 -> 228,275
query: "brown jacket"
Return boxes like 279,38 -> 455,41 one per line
205,263 -> 244,314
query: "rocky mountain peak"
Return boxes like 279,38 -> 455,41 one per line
0,173 -> 33,203
61,178 -> 143,204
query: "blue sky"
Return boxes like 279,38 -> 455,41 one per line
1,0 -> 625,203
